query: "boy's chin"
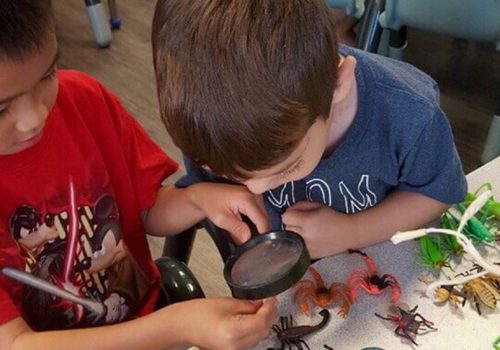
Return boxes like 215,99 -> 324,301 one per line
4,132 -> 44,155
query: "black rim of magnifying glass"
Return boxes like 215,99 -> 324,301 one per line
223,230 -> 310,300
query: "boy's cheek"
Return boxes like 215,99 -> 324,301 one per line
44,78 -> 59,114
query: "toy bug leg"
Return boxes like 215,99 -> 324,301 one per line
374,312 -> 394,321
272,324 -> 283,334
281,315 -> 289,329
348,272 -> 367,301
298,339 -> 311,350
266,345 -> 284,350
330,283 -> 351,317
396,327 -> 418,346
473,296 -> 482,315
382,275 -> 401,302
413,314 -> 436,330
308,267 -> 326,288
349,249 -> 378,275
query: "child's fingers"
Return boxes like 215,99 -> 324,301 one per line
282,224 -> 303,236
230,299 -> 277,347
282,209 -> 306,227
219,215 -> 252,244
240,198 -> 270,234
258,298 -> 278,321
231,298 -> 263,314
289,201 -> 322,211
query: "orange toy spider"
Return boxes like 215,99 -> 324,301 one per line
292,266 -> 351,317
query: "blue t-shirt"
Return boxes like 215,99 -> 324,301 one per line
176,45 -> 467,230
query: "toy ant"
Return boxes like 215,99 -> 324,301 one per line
375,304 -> 436,346
347,249 -> 401,303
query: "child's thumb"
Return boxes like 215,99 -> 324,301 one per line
231,299 -> 263,315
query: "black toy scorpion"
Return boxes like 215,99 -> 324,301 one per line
267,309 -> 331,350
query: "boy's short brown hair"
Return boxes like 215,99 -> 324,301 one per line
152,0 -> 339,179
0,0 -> 54,61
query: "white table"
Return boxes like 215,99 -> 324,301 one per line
254,156 -> 500,350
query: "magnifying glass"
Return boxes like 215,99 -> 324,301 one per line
205,218 -> 310,300
224,229 -> 310,299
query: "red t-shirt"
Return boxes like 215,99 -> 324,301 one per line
0,70 -> 178,330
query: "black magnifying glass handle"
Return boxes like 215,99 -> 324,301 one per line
241,215 -> 260,239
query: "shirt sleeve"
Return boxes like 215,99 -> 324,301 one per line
97,84 -> 178,211
175,156 -> 231,188
397,108 -> 467,204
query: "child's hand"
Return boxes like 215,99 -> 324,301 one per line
282,201 -> 353,258
169,297 -> 277,350
190,183 -> 270,244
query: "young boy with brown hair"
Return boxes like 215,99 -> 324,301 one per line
152,0 -> 467,259
0,2 -> 276,350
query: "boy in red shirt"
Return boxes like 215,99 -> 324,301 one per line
0,2 -> 275,350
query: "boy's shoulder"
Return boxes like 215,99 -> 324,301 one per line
57,70 -> 106,100
53,70 -> 129,137
55,70 -> 122,124
341,45 -> 439,109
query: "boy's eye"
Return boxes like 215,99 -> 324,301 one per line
0,106 -> 8,116
279,159 -> 304,180
42,67 -> 57,80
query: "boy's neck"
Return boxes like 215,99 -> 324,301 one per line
324,73 -> 359,157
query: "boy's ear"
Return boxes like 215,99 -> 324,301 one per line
332,55 -> 357,104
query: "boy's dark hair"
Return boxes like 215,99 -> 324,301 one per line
152,0 -> 339,179
0,0 -> 54,61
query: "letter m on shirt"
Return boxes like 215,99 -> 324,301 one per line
339,174 -> 377,213
267,182 -> 296,210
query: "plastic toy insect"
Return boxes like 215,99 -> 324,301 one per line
493,335 -> 500,350
347,249 -> 401,303
293,267 -> 350,317
456,203 -> 495,243
462,277 -> 499,315
418,275 -> 464,308
375,304 -> 437,346
417,235 -> 452,271
433,285 -> 465,308
486,272 -> 500,290
268,309 -> 330,350
464,183 -> 500,221
440,213 -> 464,255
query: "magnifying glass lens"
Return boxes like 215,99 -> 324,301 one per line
230,237 -> 303,287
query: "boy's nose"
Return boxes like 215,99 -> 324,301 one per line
15,96 -> 47,133
244,180 -> 268,195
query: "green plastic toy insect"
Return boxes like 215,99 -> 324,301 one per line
464,183 -> 500,221
417,235 -> 452,271
441,183 -> 496,244
440,213 -> 463,255
493,335 -> 500,350
456,203 -> 495,243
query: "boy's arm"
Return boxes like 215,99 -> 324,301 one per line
1,312 -> 185,350
283,190 -> 449,258
1,297 -> 277,350
144,183 -> 270,244
349,190 -> 449,249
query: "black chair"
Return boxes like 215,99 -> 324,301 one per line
162,220 -> 236,265
157,220 -> 235,305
